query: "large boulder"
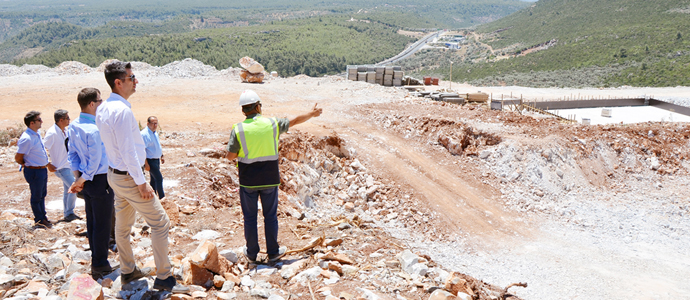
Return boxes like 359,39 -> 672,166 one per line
189,240 -> 232,274
181,257 -> 214,287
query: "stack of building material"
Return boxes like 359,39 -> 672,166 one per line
357,66 -> 367,82
383,67 -> 394,86
393,69 -> 403,86
367,70 -> 376,84
467,93 -> 489,103
375,67 -> 385,85
348,68 -> 357,81
439,93 -> 465,105
347,65 -> 404,87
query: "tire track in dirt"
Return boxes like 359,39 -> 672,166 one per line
333,119 -> 528,242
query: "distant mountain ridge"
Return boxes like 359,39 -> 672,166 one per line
0,0 -> 530,76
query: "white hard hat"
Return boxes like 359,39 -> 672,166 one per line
239,90 -> 261,106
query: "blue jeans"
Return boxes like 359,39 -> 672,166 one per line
239,186 -> 280,258
147,158 -> 165,199
23,168 -> 47,222
54,167 -> 77,217
83,174 -> 114,268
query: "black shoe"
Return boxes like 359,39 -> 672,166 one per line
242,246 -> 259,264
76,231 -> 88,237
64,214 -> 81,222
268,246 -> 287,262
121,267 -> 151,285
91,265 -> 113,280
38,219 -> 53,229
153,276 -> 190,294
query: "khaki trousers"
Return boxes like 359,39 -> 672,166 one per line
107,169 -> 172,279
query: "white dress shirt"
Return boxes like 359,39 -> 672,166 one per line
96,93 -> 147,185
43,124 -> 70,170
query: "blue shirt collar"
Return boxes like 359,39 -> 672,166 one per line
107,92 -> 131,108
25,128 -> 40,136
79,112 -> 96,123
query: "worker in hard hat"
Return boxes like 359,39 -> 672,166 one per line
226,89 -> 322,263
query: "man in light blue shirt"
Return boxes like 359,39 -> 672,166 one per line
68,88 -> 115,280
141,116 -> 165,199
15,111 -> 52,229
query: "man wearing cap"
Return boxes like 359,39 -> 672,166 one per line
96,61 -> 188,293
44,109 -> 80,222
15,111 -> 52,229
226,89 -> 322,263
141,116 -> 165,199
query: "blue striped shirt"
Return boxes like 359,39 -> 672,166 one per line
67,113 -> 108,181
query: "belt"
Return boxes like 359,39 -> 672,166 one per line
109,166 -> 144,176
26,165 -> 47,169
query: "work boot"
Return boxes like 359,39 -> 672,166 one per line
153,276 -> 190,294
268,246 -> 287,262
121,267 -> 151,285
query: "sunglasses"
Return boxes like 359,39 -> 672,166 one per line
34,118 -> 43,123
120,74 -> 136,82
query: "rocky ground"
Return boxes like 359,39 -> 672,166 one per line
0,59 -> 689,300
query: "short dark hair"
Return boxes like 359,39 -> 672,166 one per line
242,102 -> 261,114
147,116 -> 157,123
77,88 -> 100,109
104,61 -> 132,89
24,111 -> 41,127
54,109 -> 69,123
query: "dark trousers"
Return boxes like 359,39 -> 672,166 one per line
239,186 -> 279,258
147,158 -> 165,199
83,174 -> 114,268
23,168 -> 47,223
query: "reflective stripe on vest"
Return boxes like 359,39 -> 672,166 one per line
235,116 -> 279,164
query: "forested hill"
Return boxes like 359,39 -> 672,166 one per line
11,17 -> 414,77
464,0 -> 690,86
0,0 -> 529,76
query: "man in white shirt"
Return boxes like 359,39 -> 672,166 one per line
44,109 -> 80,222
96,61 -> 187,293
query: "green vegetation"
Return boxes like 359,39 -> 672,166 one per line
423,0 -> 690,87
14,16 -> 413,77
0,0 -> 529,77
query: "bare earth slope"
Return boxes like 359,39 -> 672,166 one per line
0,61 -> 689,299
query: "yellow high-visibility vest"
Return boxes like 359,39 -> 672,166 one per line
234,115 -> 280,164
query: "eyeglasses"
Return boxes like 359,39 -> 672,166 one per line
34,118 -> 43,123
93,98 -> 103,104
